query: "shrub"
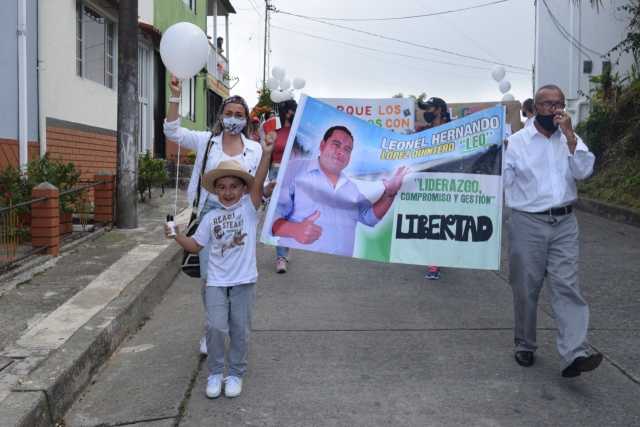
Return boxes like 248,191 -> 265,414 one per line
577,62 -> 640,209
186,151 -> 196,164
0,156 -> 81,212
0,165 -> 30,209
138,152 -> 169,202
26,155 -> 81,212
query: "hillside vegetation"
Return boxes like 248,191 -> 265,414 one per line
577,1 -> 640,210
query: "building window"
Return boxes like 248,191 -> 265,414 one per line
181,77 -> 196,122
182,0 -> 195,11
76,1 -> 116,89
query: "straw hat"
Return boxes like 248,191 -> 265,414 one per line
201,160 -> 254,193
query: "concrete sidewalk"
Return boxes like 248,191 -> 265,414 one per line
1,194 -> 638,426
62,209 -> 640,426
0,189 -> 190,426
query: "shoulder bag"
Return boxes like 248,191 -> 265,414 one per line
181,134 -> 215,278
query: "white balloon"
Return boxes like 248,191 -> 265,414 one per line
270,90 -> 285,103
272,66 -> 286,80
280,78 -> 291,90
160,22 -> 209,80
502,93 -> 515,102
266,77 -> 279,91
499,80 -> 512,94
292,77 -> 306,89
491,66 -> 506,82
285,90 -> 295,101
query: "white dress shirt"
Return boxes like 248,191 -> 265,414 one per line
275,158 -> 379,257
503,124 -> 595,212
163,119 -> 262,212
524,117 -> 534,128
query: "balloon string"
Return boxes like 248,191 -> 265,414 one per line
173,89 -> 182,218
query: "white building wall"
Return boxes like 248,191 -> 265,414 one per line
534,0 -> 632,122
42,0 -> 118,130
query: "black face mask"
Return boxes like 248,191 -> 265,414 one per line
535,113 -> 558,133
424,111 -> 437,123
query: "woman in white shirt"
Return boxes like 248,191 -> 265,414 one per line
164,77 -> 262,355
164,77 -> 262,216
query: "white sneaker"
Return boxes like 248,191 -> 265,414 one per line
199,336 -> 208,356
224,376 -> 243,398
205,374 -> 223,398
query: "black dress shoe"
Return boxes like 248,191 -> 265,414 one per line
515,351 -> 535,367
561,353 -> 603,378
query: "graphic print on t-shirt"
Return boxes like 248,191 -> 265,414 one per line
211,210 -> 247,257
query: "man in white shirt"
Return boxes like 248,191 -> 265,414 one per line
271,126 -> 407,257
504,84 -> 602,378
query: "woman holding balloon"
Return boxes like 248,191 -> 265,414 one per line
164,77 -> 263,354
160,24 -> 263,279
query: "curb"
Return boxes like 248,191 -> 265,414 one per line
576,197 -> 640,228
2,242 -> 183,426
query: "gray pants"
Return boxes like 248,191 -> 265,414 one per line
204,283 -> 256,377
508,210 -> 590,365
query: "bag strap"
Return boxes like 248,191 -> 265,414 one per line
194,132 -> 216,210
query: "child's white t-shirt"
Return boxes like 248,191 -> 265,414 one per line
192,195 -> 258,287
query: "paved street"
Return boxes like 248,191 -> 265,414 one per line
64,210 -> 640,426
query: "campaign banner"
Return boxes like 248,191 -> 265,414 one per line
320,98 -> 415,134
261,95 -> 504,270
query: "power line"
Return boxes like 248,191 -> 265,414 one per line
541,0 -> 605,58
542,0 -> 595,58
276,0 -> 510,22
439,14 -> 504,64
272,27 -> 515,83
271,24 -> 530,75
274,8 -> 532,72
246,0 -> 262,19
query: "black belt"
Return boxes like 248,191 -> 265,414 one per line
531,205 -> 573,216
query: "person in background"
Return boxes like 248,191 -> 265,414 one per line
164,76 -> 262,357
268,100 -> 297,273
216,36 -> 224,54
248,115 -> 261,141
521,98 -> 535,128
504,84 -> 602,377
417,97 -> 451,280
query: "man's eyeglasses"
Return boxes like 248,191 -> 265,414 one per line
537,101 -> 565,110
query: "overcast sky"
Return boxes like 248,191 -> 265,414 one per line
209,0 -> 535,107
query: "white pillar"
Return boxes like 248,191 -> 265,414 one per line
38,0 -> 46,158
225,14 -> 229,63
18,0 -> 29,172
213,0 -> 218,45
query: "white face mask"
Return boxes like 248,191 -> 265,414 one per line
222,117 -> 247,135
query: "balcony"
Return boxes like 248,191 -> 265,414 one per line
206,43 -> 229,97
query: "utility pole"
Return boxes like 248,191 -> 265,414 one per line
116,0 -> 139,228
262,0 -> 274,88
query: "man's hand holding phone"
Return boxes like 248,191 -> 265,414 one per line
554,110 -> 577,154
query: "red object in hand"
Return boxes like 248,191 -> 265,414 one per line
262,116 -> 281,134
